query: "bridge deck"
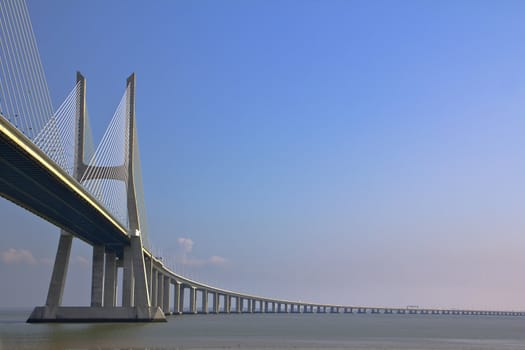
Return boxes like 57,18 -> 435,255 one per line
0,115 -> 129,253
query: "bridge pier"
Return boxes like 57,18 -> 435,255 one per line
103,250 -> 117,307
173,281 -> 181,314
163,276 -> 170,314
212,292 -> 219,314
90,245 -> 105,307
179,285 -> 186,313
157,273 -> 164,310
226,295 -> 231,313
44,231 -> 73,311
201,290 -> 208,314
189,287 -> 197,314
28,237 -> 165,323
151,270 -> 158,307
237,297 -> 242,313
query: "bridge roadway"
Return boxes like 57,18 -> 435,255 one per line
0,114 -> 129,256
145,251 -> 525,317
2,113 -> 524,320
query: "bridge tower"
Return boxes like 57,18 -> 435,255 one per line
27,73 -> 164,322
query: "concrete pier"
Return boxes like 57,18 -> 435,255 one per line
212,292 -> 219,314
179,285 -> 185,314
173,281 -> 181,314
103,250 -> 117,307
226,295 -> 231,313
157,274 -> 164,309
189,287 -> 197,314
163,276 -> 170,314
28,306 -> 165,323
201,290 -> 208,314
151,270 -> 157,307
45,232 -> 73,309
90,245 -> 105,307
121,244 -> 134,307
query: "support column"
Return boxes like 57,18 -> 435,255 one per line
103,250 -> 117,307
163,276 -> 170,314
151,270 -> 158,308
212,292 -> 219,314
122,245 -> 134,307
248,299 -> 253,313
201,290 -> 208,314
45,232 -> 73,308
264,301 -> 268,313
90,245 -> 105,307
179,285 -> 185,313
189,287 -> 197,314
226,295 -> 231,313
237,297 -> 242,313
157,273 -> 164,309
173,281 -> 181,314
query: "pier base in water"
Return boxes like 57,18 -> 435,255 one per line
27,306 -> 166,323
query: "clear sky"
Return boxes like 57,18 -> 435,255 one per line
2,0 -> 525,310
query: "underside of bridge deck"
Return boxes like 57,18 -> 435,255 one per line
0,116 -> 129,256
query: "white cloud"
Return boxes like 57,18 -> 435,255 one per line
209,255 -> 227,265
177,237 -> 194,253
174,237 -> 228,268
1,248 -> 37,265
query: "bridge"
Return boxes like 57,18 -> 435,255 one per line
1,0 -> 524,322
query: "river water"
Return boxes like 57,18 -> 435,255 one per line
2,308 -> 525,349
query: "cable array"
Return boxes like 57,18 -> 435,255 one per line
1,0 -> 154,250
0,0 -> 55,138
33,82 -> 79,175
0,0 -> 74,174
81,88 -> 130,228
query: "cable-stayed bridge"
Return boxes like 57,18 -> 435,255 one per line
1,0 -> 524,322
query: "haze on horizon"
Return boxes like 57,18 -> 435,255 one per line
1,0 -> 525,311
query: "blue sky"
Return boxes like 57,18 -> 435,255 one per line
2,0 -> 525,310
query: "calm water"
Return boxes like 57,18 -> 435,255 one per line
2,309 -> 525,349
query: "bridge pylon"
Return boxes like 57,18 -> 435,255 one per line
27,73 -> 165,322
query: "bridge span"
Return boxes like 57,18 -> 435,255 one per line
0,0 -> 524,323
0,73 -> 520,323
145,251 -> 525,318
